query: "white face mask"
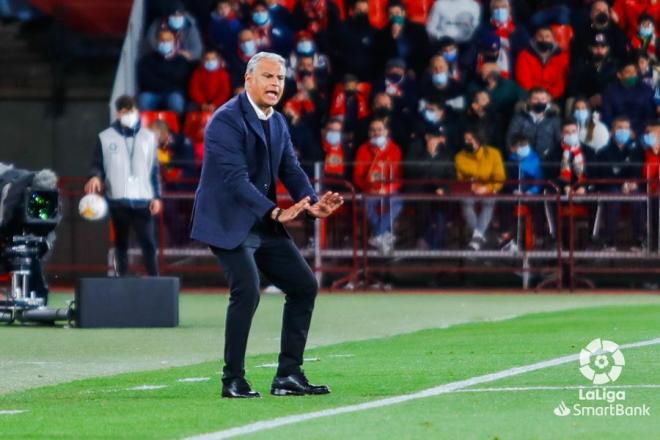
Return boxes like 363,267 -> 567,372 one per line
120,110 -> 139,129
371,135 -> 387,149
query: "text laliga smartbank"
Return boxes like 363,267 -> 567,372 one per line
573,388 -> 651,416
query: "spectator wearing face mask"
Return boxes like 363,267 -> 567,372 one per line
322,118 -> 349,182
642,120 -> 660,251
594,116 -> 646,250
572,97 -> 610,153
455,127 -> 506,250
612,0 -> 660,43
475,0 -> 529,78
353,118 -> 403,254
435,37 -> 474,90
515,26 -> 570,99
421,53 -> 465,112
506,87 -> 561,160
571,0 -> 627,62
329,74 -> 372,150
227,29 -> 259,90
628,13 -> 659,62
405,124 -> 456,250
374,0 -> 430,78
208,0 -> 244,61
372,58 -> 417,122
463,89 -> 502,151
331,0 -> 378,81
567,32 -> 619,109
188,50 -> 232,112
249,0 -> 294,57
414,99 -> 462,150
286,32 -> 331,94
467,62 -> 527,132
499,133 -> 545,251
370,92 -> 411,150
137,29 -> 191,116
144,2 -> 203,61
601,60 -> 656,135
84,95 -> 161,277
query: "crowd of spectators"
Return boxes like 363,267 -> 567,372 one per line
134,0 -> 660,253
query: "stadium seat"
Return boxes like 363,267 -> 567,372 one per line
183,111 -> 213,144
140,111 -> 180,133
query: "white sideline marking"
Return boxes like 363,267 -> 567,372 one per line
457,384 -> 660,393
185,337 -> 660,440
126,385 -> 168,391
178,377 -> 211,383
328,354 -> 355,358
0,410 -> 27,415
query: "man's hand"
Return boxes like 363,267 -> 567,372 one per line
273,197 -> 311,223
471,183 -> 490,195
306,191 -> 344,218
150,199 -> 163,216
84,177 -> 103,194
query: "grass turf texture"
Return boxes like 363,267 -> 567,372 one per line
1,304 -> 658,439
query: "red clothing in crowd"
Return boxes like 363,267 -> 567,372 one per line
322,140 -> 345,177
613,0 -> 660,41
402,0 -> 434,25
329,83 -> 372,120
643,148 -> 660,193
514,47 -> 570,99
188,65 -> 232,109
353,139 -> 402,194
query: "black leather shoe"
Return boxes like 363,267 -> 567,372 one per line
221,378 -> 261,398
271,371 -> 330,396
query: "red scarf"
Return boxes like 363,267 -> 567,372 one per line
491,18 -> 515,41
560,142 -> 585,184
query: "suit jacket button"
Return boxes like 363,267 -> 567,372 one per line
264,184 -> 268,190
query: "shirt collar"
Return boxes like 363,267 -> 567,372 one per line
246,91 -> 274,120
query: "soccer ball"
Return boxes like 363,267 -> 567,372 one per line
78,194 -> 108,221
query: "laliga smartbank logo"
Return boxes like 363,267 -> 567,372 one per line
552,338 -> 651,417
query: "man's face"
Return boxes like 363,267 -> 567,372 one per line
389,5 -> 404,19
430,56 -> 448,74
239,30 -> 254,44
591,44 -> 609,59
426,134 -> 446,152
613,120 -> 631,133
216,2 -> 231,17
326,121 -> 341,133
473,92 -> 490,109
530,91 -> 549,106
619,65 -> 638,83
535,29 -> 554,45
374,93 -> 392,110
591,1 -> 609,21
159,31 -> 175,45
368,121 -> 387,138
562,124 -> 578,138
245,58 -> 285,108
352,1 -> 368,16
298,56 -> 314,72
204,52 -> 219,63
117,106 -> 136,118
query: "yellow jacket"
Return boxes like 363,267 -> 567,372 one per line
454,145 -> 506,193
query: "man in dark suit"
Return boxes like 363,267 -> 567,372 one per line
191,52 -> 343,398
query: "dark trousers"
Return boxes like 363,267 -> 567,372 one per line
211,224 -> 318,383
109,205 -> 158,276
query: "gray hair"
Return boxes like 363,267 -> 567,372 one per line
245,51 -> 286,75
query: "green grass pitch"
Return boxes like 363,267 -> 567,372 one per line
1,292 -> 659,439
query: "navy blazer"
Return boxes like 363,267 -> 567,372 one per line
190,92 -> 317,249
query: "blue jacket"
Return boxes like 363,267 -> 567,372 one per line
190,92 -> 317,250
601,81 -> 655,135
509,149 -> 543,195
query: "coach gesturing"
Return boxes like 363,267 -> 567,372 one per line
191,52 -> 343,398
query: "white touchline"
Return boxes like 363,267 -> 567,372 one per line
0,410 -> 27,415
184,337 -> 660,440
456,384 -> 660,393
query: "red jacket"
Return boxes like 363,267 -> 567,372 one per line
644,148 -> 660,194
514,46 -> 570,99
323,140 -> 345,177
188,65 -> 232,108
613,0 -> 660,41
329,83 -> 372,120
353,139 -> 402,194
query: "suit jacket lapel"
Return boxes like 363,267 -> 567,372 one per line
240,92 -> 268,148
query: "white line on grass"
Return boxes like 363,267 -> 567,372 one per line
456,384 -> 660,393
185,337 -> 660,440
178,378 -> 211,383
126,385 -> 168,391
0,410 -> 27,415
